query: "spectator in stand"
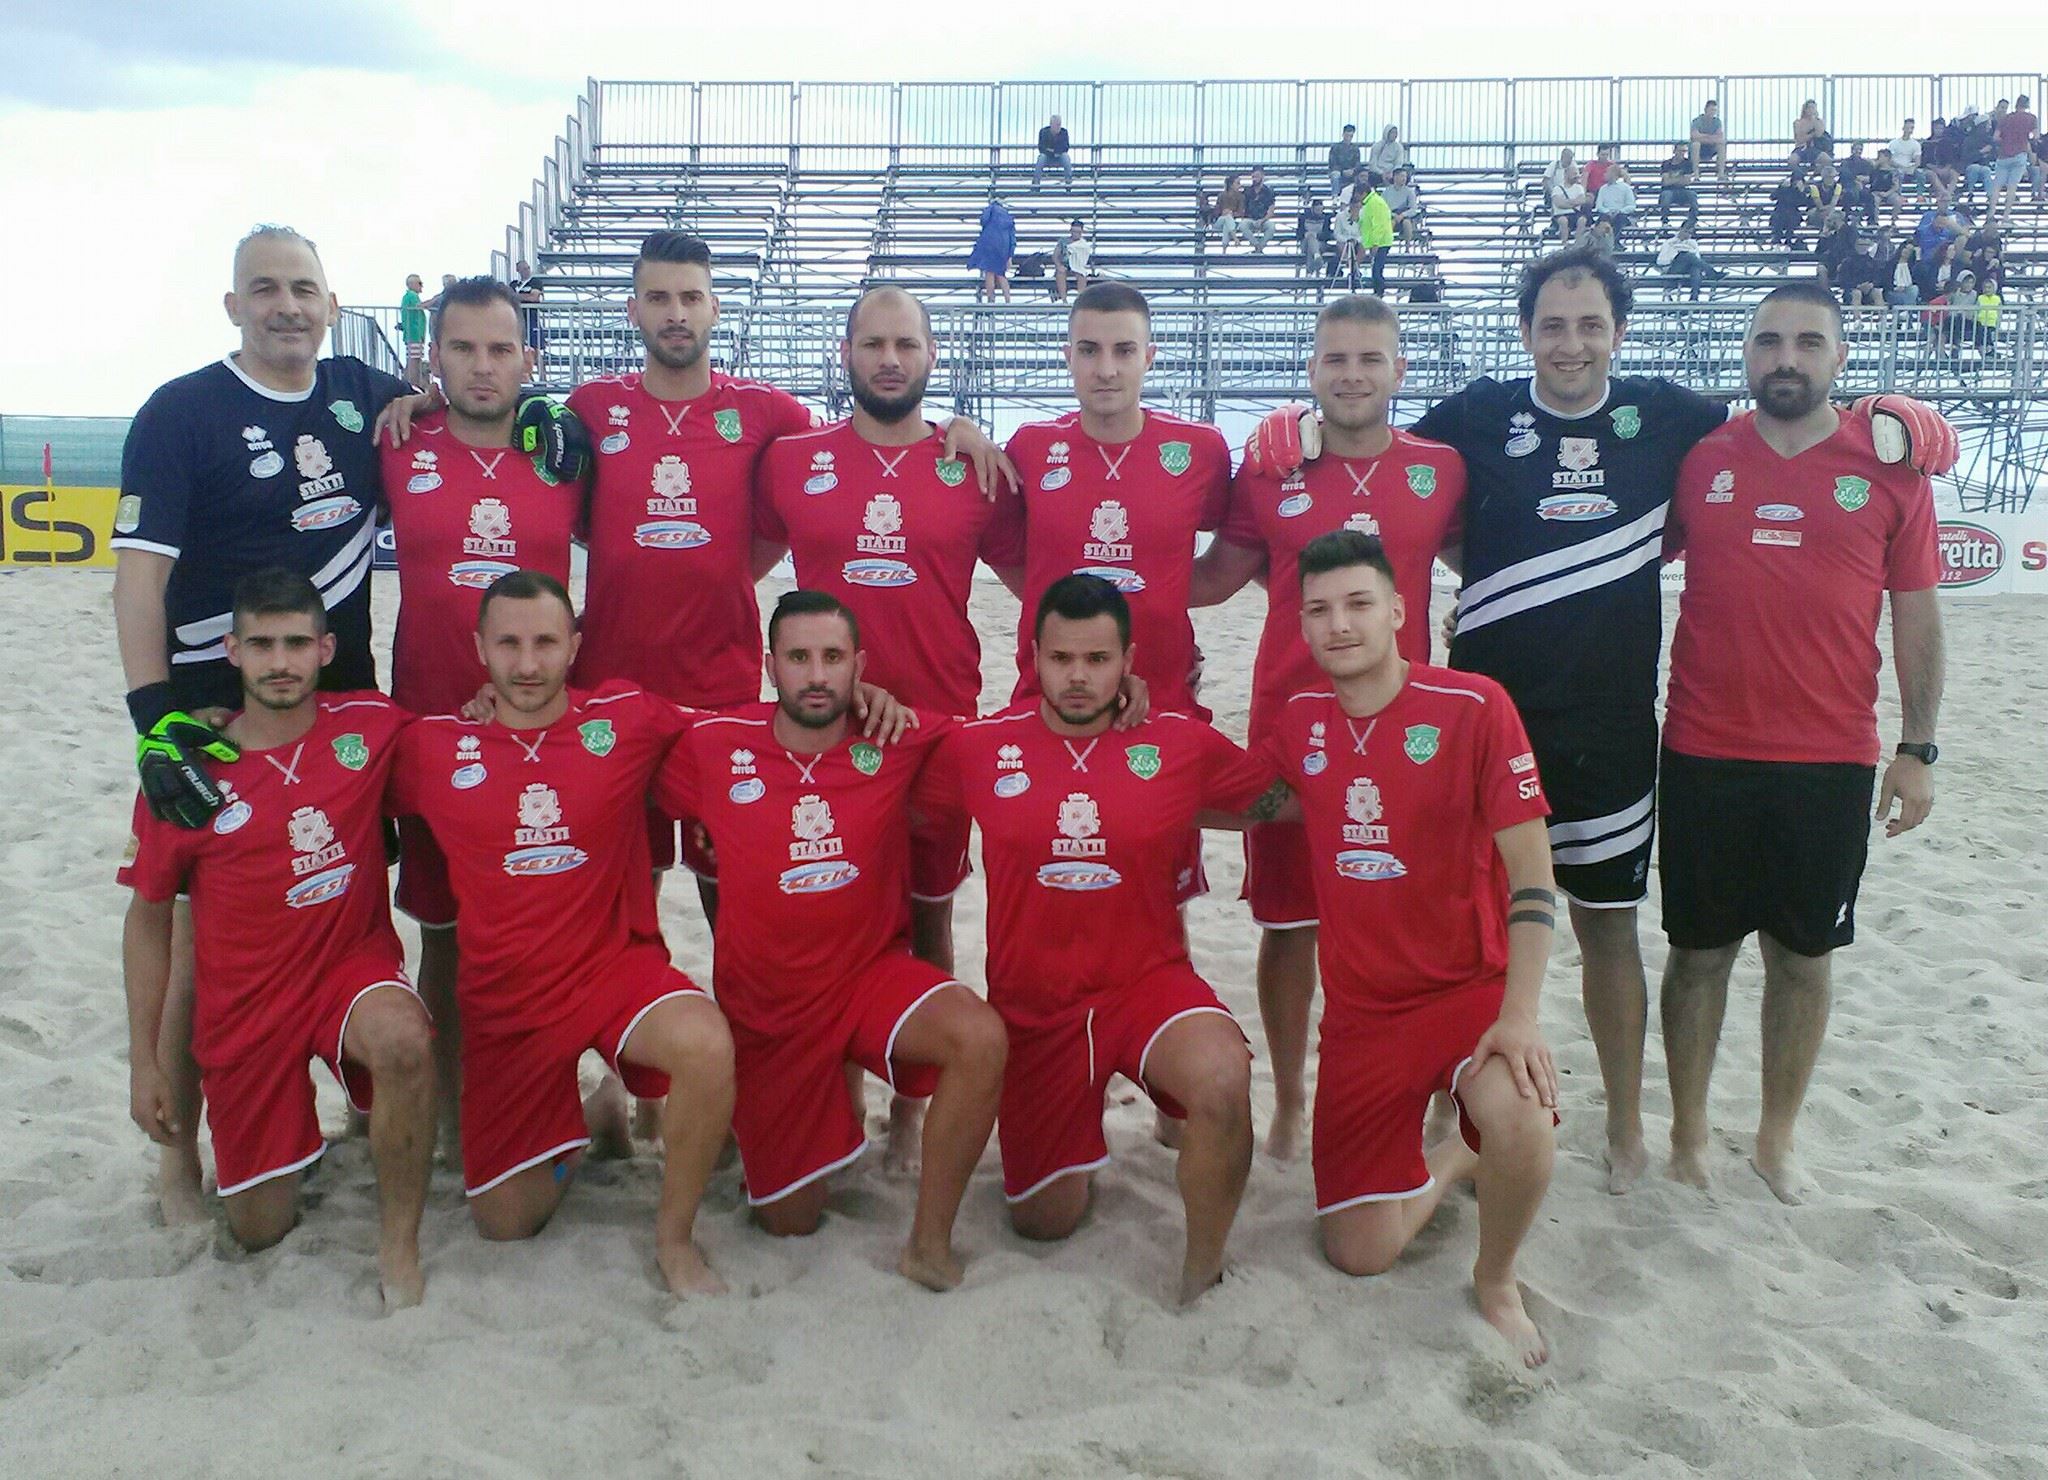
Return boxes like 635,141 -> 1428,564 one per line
970,197 -> 1016,301
1886,240 -> 1921,306
1793,100 -> 1831,164
1595,161 -> 1637,246
1837,232 -> 1889,309
1974,276 -> 2002,354
1807,158 -> 1844,229
1585,144 -> 1616,199
1655,214 -> 1726,300
1584,216 -> 1619,259
1368,125 -> 1409,183
1329,125 -> 1361,198
1814,210 -> 1857,286
1839,142 -> 1876,224
1051,218 -> 1093,301
1964,223 -> 2004,286
1871,148 -> 1905,226
1033,114 -> 1074,190
1296,196 -> 1334,276
1922,238 -> 1967,302
1991,94 -> 2038,221
1356,175 -> 1395,296
2033,132 -> 2048,202
1242,167 -> 1278,253
1691,99 -> 1730,182
1915,204 -> 1964,273
1658,144 -> 1699,225
1769,167 -> 1812,250
1382,167 -> 1425,243
1888,120 -> 1925,194
422,272 -> 457,309
511,259 -> 542,358
1925,140 -> 1961,212
399,273 -> 428,389
1926,270 -> 1973,355
1950,109 -> 1992,200
1544,148 -> 1591,240
1214,173 -> 1248,252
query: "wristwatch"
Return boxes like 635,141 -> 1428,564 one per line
1896,742 -> 1939,765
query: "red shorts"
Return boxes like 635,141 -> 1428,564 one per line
1312,986 -> 1504,1215
458,944 -> 703,1196
995,962 -> 1240,1201
1241,819 -> 1318,929
199,947 -> 419,1198
647,805 -> 720,879
394,816 -> 457,928
727,952 -> 953,1206
911,813 -> 972,903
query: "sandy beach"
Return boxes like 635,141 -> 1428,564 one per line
1,568 -> 2042,1479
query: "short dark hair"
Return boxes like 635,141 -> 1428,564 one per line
843,285 -> 933,344
476,569 -> 575,630
1316,293 -> 1400,345
431,276 -> 522,343
1034,573 -> 1131,646
1069,280 -> 1150,328
768,589 -> 860,651
1297,529 -> 1395,589
1517,244 -> 1634,327
1754,279 -> 1844,334
232,568 -> 327,634
633,230 -> 713,289
1342,124 -> 1356,134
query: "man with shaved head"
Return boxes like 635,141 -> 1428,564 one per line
113,225 -> 432,1222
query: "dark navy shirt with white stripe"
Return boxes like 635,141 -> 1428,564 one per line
116,355 -> 411,704
1413,375 -> 1727,716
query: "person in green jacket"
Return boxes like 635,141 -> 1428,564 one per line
1357,180 -> 1396,296
399,274 -> 428,388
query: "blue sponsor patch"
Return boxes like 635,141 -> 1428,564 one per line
1035,860 -> 1123,891
501,845 -> 589,877
1277,491 -> 1314,518
451,763 -> 487,790
290,496 -> 362,532
993,773 -> 1031,798
1535,494 -> 1619,522
1756,503 -> 1804,522
633,521 -> 712,549
729,778 -> 766,804
804,473 -> 838,495
599,432 -> 630,455
1334,849 -> 1408,882
1072,564 -> 1147,594
285,864 -> 355,908
841,558 -> 918,588
777,860 -> 862,894
406,473 -> 442,494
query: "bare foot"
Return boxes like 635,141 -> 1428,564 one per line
897,1241 -> 964,1292
1604,1135 -> 1648,1195
1177,1260 -> 1224,1307
379,1251 -> 426,1310
1263,1103 -> 1305,1162
883,1095 -> 925,1176
631,1095 -> 665,1144
1474,1274 -> 1550,1369
583,1075 -> 633,1160
657,1239 -> 728,1297
1667,1140 -> 1713,1191
1153,1109 -> 1185,1149
1751,1137 -> 1810,1205
157,1147 -> 208,1227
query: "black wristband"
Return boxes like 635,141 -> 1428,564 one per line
126,681 -> 176,734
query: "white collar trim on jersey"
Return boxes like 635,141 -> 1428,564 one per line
1529,381 -> 1612,421
220,354 -> 316,403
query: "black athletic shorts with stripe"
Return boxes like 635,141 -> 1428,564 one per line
1658,747 -> 1876,957
1521,707 -> 1659,909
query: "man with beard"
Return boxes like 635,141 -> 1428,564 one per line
1659,282 -> 1943,1203
1190,295 -> 1466,1160
654,592 -> 1007,1291
378,278 -> 581,1149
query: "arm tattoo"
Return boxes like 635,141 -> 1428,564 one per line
1510,887 -> 1556,907
1507,907 -> 1556,930
1243,777 -> 1292,823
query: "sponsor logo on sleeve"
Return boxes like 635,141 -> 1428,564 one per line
1509,751 -> 1537,774
115,494 -> 143,532
1706,469 -> 1735,504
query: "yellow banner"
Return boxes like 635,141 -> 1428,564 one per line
0,486 -> 119,567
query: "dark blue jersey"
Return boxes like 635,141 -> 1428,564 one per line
115,355 -> 411,704
1413,375 -> 1727,716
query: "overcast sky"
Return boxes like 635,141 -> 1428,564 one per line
0,1 -> 2028,416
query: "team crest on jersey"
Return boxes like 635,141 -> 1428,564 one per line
469,498 -> 514,544
935,458 -> 967,488
1834,476 -> 1871,512
1406,464 -> 1438,497
332,733 -> 368,771
780,793 -> 860,893
1505,412 -> 1540,459
1553,437 -> 1605,491
1343,776 -> 1389,844
1052,792 -> 1106,856
860,493 -> 907,553
850,742 -> 883,776
1610,405 -> 1641,440
579,719 -> 615,757
212,782 -> 252,835
1158,441 -> 1192,476
244,426 -> 284,479
329,400 -> 364,434
506,782 -> 587,875
713,408 -> 743,443
294,435 -> 346,499
1085,500 -> 1133,564
1125,744 -> 1161,781
285,805 -> 354,907
407,449 -> 442,494
646,456 -> 698,520
1344,511 -> 1382,537
1707,469 -> 1735,504
1403,724 -> 1440,764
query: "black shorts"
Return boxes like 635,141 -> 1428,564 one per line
1523,707 -> 1658,909
168,642 -> 379,712
1658,748 -> 1875,957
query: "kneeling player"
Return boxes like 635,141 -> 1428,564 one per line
920,575 -> 1286,1303
1269,531 -> 1561,1367
388,571 -> 735,1295
656,592 -> 1007,1290
120,571 -> 434,1306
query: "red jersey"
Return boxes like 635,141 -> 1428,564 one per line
568,372 -> 814,706
1665,413 -> 1939,766
1218,428 -> 1466,736
755,420 -> 1002,714
117,695 -> 408,1066
920,708 -> 1273,1026
1261,668 -> 1549,1021
386,682 -> 692,1031
989,412 -> 1231,712
379,413 -> 579,714
653,706 -> 950,1034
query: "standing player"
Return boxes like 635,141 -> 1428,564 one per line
113,225 -> 430,1222
387,571 -> 736,1296
655,592 -> 1008,1291
1190,295 -> 1466,1160
919,576 -> 1285,1304
378,277 -> 582,1148
1267,530 -> 1560,1367
119,571 -> 433,1305
1660,283 -> 1944,1202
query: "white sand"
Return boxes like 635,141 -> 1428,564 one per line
1,569 -> 2043,1479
